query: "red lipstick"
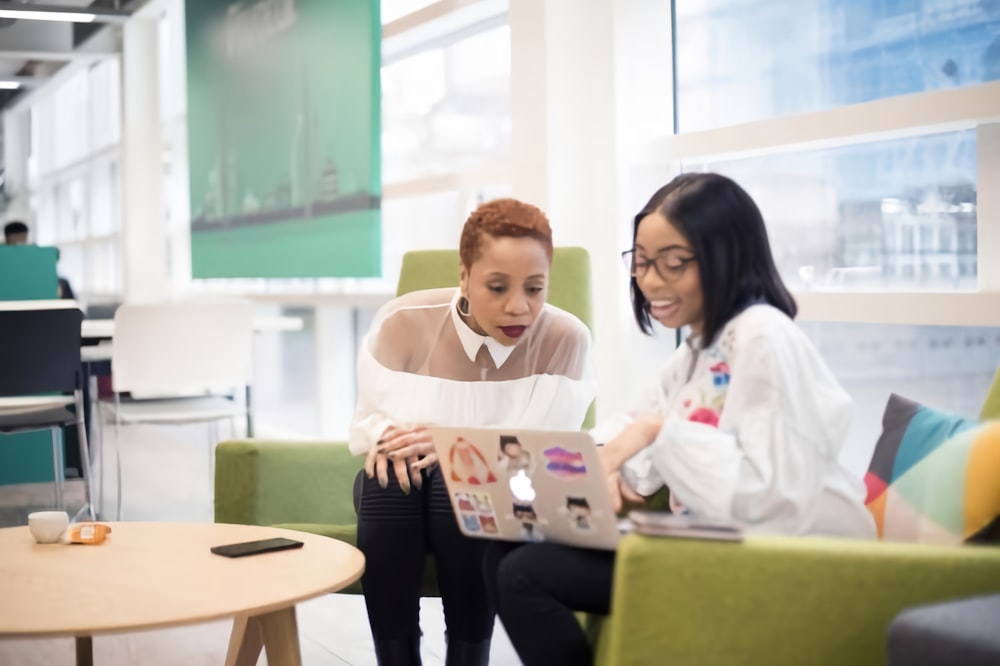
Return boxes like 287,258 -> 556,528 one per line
499,326 -> 526,339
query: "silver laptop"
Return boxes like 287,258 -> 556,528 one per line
429,426 -> 621,550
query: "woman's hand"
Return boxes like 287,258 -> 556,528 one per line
599,416 -> 663,473
605,470 -> 646,514
365,425 -> 434,493
597,417 -> 661,513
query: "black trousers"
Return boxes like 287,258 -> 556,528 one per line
482,542 -> 616,666
355,464 -> 495,644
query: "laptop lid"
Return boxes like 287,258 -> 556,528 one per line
429,426 -> 620,550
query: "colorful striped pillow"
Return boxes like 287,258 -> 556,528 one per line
864,394 -> 1000,545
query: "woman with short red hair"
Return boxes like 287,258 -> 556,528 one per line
350,198 -> 596,665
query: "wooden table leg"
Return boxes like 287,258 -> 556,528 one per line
75,636 -> 93,666
225,615 -> 264,666
258,606 -> 302,666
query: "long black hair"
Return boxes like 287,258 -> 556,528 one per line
628,172 -> 796,346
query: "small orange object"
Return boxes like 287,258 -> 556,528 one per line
63,523 -> 112,545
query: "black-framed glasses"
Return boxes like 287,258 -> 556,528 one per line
621,249 -> 697,282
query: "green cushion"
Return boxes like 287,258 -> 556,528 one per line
864,394 -> 1000,544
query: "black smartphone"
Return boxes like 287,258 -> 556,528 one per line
210,537 -> 304,558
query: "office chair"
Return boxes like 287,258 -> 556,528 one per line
0,300 -> 95,519
102,302 -> 255,519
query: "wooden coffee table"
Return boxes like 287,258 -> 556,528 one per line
0,522 -> 365,666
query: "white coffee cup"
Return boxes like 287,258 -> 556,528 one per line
28,510 -> 70,544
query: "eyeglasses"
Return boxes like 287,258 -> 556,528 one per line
621,249 -> 697,282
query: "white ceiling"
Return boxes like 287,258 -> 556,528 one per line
0,0 -> 118,109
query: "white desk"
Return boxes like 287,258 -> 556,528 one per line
81,315 -> 304,340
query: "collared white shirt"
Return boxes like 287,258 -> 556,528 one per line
448,289 -> 516,368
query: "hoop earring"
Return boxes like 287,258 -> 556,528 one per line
458,295 -> 472,317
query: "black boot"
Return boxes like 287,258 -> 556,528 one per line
445,638 -> 491,666
374,632 -> 422,666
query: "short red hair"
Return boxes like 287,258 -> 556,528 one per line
459,198 -> 553,268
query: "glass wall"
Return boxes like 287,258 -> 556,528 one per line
26,59 -> 123,302
383,24 -> 511,183
665,0 -> 1000,467
687,130 -> 978,292
800,321 -> 1000,473
676,0 -> 1000,131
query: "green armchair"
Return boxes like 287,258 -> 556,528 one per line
215,247 -> 595,596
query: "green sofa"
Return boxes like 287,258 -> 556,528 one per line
214,436 -> 1000,663
216,296 -> 1000,664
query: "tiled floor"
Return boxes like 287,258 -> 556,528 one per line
0,423 -> 521,665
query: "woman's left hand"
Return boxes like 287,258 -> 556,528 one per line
382,430 -> 438,476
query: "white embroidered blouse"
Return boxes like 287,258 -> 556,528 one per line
599,304 -> 876,538
349,287 -> 597,454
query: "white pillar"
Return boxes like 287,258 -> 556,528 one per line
121,17 -> 168,303
978,123 -> 1000,292
2,110 -> 33,224
315,305 -> 357,440
509,0 -> 675,418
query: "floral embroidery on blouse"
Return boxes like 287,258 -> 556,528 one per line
709,361 -> 730,388
687,406 -> 720,428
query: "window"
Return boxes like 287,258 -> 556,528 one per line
382,24 -> 511,182
675,0 -> 1000,132
382,0 -> 438,23
686,130 -> 977,291
799,321 -> 1000,474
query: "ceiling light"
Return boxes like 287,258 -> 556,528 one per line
0,81 -> 22,90
0,9 -> 96,22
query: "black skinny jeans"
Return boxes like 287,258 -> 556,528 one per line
355,464 -> 495,644
482,542 -> 616,666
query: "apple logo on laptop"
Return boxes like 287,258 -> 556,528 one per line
509,470 -> 536,502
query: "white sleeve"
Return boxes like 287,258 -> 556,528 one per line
647,324 -> 851,531
590,382 -> 666,496
518,314 -> 598,430
347,336 -> 396,455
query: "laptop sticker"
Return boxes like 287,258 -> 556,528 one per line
455,492 -> 475,513
479,515 -> 499,533
461,513 -> 482,532
497,435 -> 534,475
565,497 -> 593,530
543,446 -> 588,479
521,521 -> 545,542
472,492 -> 494,514
447,437 -> 497,485
512,502 -> 545,542
512,502 -> 537,522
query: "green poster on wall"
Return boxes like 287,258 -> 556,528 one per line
185,0 -> 381,278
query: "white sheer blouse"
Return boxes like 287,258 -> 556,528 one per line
349,288 -> 597,454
